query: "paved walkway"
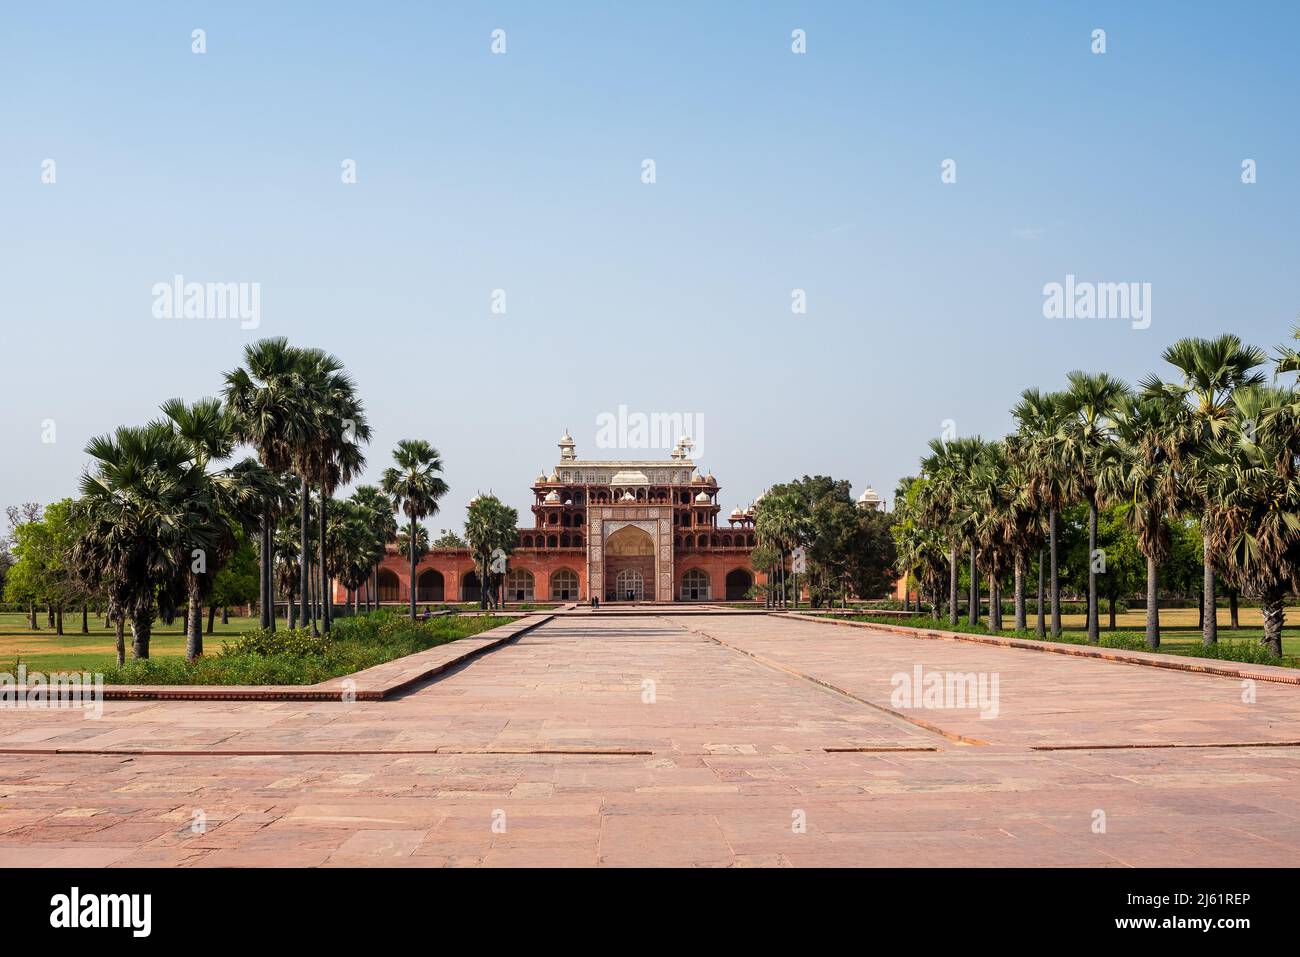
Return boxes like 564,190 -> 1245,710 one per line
1,614 -> 1298,866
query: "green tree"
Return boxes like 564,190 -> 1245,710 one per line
381,440 -> 449,620
1057,371 -> 1130,642
464,495 -> 518,609
1145,334 -> 1267,645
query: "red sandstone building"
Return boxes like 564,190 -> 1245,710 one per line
345,434 -> 768,605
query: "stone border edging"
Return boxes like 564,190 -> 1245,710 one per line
785,613 -> 1300,686
43,613 -> 554,702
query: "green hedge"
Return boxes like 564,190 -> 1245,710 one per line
99,610 -> 512,685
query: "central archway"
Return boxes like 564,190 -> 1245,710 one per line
604,525 -> 655,602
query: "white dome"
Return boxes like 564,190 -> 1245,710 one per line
694,490 -> 711,503
620,490 -> 636,501
544,490 -> 561,503
729,507 -> 744,518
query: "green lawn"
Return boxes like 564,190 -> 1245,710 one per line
0,611 -> 258,672
827,610 -> 1300,667
0,608 -> 539,674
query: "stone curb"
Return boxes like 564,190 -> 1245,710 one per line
20,614 -> 553,702
785,613 -> 1300,686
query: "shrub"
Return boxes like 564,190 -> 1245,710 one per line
222,627 -> 333,658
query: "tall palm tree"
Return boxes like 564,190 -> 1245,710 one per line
1145,334 -> 1267,646
1013,388 -> 1072,638
1098,392 -> 1184,648
381,440 -> 449,620
159,396 -> 269,660
1057,371 -> 1130,643
298,351 -> 371,633
350,484 -> 395,611
754,490 -> 807,609
464,494 -> 519,609
1200,385 -> 1299,658
918,436 -> 985,626
223,338 -> 314,631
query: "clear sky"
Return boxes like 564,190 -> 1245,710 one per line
3,2 -> 1297,531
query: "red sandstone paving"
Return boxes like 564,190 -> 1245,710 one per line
682,614 -> 1300,748
0,614 -> 1298,865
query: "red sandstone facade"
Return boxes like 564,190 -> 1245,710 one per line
336,434 -> 767,605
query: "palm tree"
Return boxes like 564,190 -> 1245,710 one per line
159,396 -> 269,659
1200,385 -> 1299,658
1146,334 -> 1267,646
1098,392 -> 1184,648
73,422 -> 202,660
223,338 -> 314,631
1057,371 -> 1130,643
464,495 -> 519,609
381,440 -> 449,620
1013,389 -> 1072,638
349,484 -> 395,611
918,436 -> 985,626
963,441 -> 1015,631
298,351 -> 371,633
754,490 -> 807,608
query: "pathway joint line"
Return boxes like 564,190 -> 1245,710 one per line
666,617 -> 987,747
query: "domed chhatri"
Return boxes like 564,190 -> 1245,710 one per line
857,487 -> 884,511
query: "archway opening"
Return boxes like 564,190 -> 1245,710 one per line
725,568 -> 753,601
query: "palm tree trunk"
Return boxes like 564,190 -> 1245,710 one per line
968,543 -> 979,626
1229,590 -> 1239,629
988,574 -> 1000,631
299,476 -> 310,632
207,604 -> 216,635
409,519 -> 418,620
185,580 -> 203,660
319,490 -> 331,633
1087,498 -> 1099,643
259,509 -> 271,629
131,606 -> 153,660
1014,551 -> 1026,632
1049,507 -> 1061,637
81,604 -> 89,634
1036,547 -> 1046,638
1202,537 -> 1217,645
1261,589 -> 1285,658
1145,554 -> 1160,649
948,546 -> 959,627
114,613 -> 125,668
1108,595 -> 1116,630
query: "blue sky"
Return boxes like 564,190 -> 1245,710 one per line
3,2 -> 1297,529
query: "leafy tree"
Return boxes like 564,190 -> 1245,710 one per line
464,495 -> 518,609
